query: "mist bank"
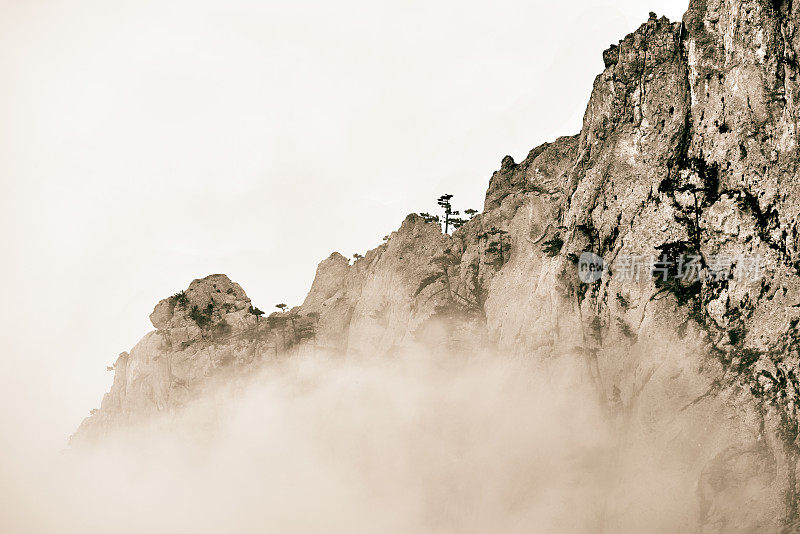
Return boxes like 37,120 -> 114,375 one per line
3,348 -> 739,533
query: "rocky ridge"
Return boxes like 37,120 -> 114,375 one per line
74,2 -> 800,530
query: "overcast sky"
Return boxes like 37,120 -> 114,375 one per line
0,0 -> 690,450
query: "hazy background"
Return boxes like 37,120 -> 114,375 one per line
0,0 -> 689,454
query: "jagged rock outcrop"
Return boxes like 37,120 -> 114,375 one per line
73,274 -> 270,441
75,2 -> 800,530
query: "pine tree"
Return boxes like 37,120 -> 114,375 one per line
419,212 -> 441,225
249,305 -> 265,321
437,194 -> 456,234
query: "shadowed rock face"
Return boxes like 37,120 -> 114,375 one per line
75,2 -> 800,530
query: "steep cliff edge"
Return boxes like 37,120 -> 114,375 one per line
74,3 -> 800,530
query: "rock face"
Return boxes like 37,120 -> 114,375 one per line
74,2 -> 800,530
75,274 -> 268,438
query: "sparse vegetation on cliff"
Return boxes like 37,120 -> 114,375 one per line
415,247 -> 488,333
427,194 -> 474,234
541,235 -> 564,257
189,302 -> 214,328
480,227 -> 511,267
170,290 -> 189,307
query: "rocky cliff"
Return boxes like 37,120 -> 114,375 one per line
74,2 -> 800,530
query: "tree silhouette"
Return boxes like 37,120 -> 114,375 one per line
276,303 -> 288,313
437,194 -> 457,234
419,212 -> 440,225
353,253 -> 363,261
435,195 -> 475,234
170,290 -> 189,307
249,305 -> 265,321
450,215 -> 468,231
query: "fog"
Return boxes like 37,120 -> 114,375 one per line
0,348 -> 702,533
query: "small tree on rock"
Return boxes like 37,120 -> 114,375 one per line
481,227 -> 511,267
435,195 -> 475,234
420,212 -> 441,225
437,194 -> 457,234
450,216 -> 468,231
542,235 -> 564,257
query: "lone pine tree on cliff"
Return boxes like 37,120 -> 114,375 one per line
248,305 -> 265,321
437,194 -> 456,234
435,194 -> 472,234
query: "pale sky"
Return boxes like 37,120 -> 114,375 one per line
0,0 -> 690,451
